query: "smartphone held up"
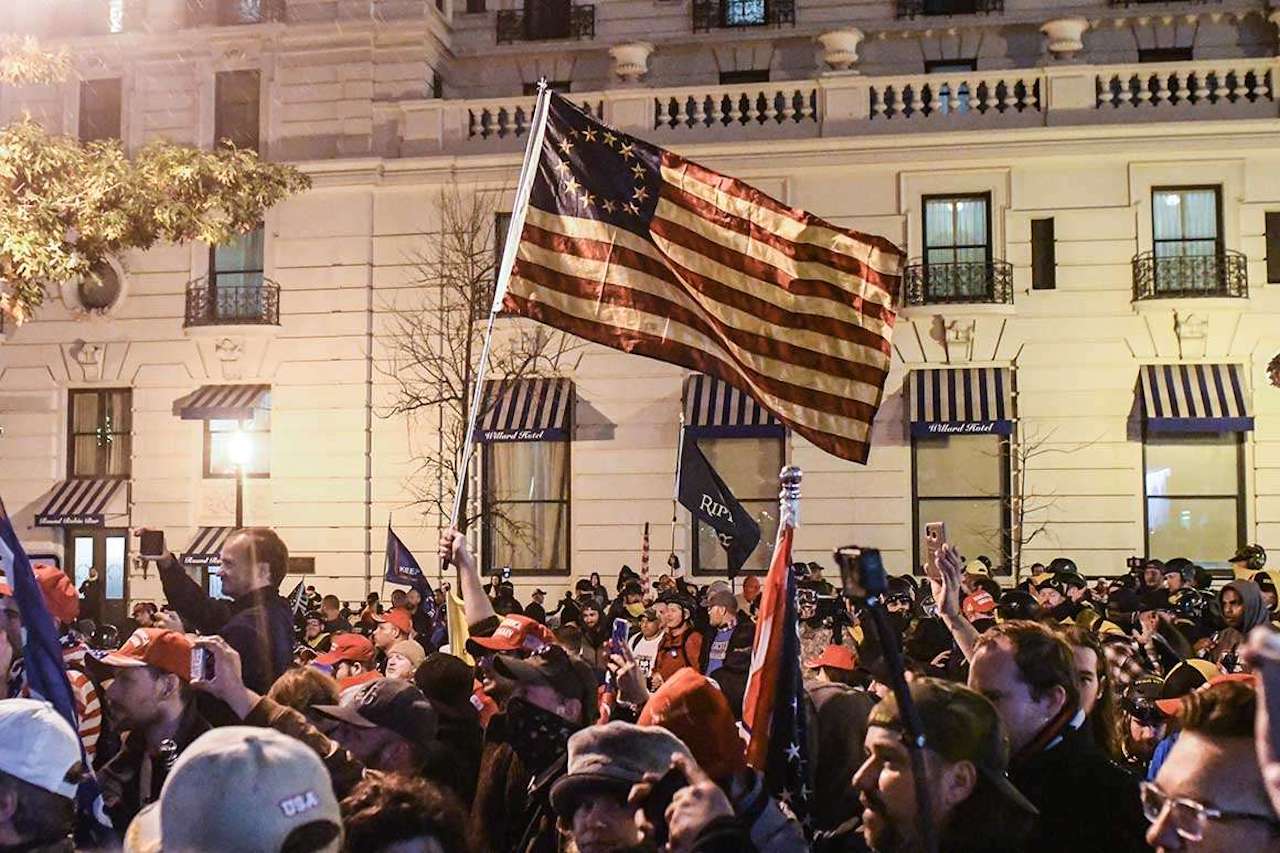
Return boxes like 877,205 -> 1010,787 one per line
923,522 -> 947,581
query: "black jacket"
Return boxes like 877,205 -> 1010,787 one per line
99,700 -> 212,832
159,557 -> 293,693
699,616 -> 755,673
1009,717 -> 1148,853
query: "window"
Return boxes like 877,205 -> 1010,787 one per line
719,69 -> 771,85
1144,433 -> 1243,565
79,79 -> 122,143
523,0 -> 572,40
1265,212 -> 1280,284
723,0 -> 766,26
913,433 -> 1008,572
925,60 -> 977,114
214,69 -> 260,152
68,389 -> 132,479
1152,187 -> 1222,291
1031,218 -> 1056,290
522,81 -> 571,95
483,442 -> 570,574
922,194 -> 993,300
70,528 -> 129,626
466,0 -> 485,11
432,72 -> 444,99
692,437 -> 784,575
1139,47 -> 1193,63
209,226 -> 266,321
204,399 -> 271,477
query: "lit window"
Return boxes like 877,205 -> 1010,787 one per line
483,441 -> 570,574
205,402 -> 271,477
913,433 -> 1008,572
1144,433 -> 1242,565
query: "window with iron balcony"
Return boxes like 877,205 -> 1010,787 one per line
692,0 -> 796,32
186,228 -> 281,328
1132,187 -> 1248,301
497,0 -> 595,43
907,194 -> 1014,306
186,0 -> 286,27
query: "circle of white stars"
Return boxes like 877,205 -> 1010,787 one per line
552,125 -> 649,218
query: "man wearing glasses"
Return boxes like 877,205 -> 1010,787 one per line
1144,678 -> 1280,851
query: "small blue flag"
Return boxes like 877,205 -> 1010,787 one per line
385,524 -> 436,624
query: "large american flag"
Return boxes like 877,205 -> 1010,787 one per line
503,93 -> 903,464
741,515 -> 812,830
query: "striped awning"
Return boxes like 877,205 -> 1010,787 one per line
35,479 -> 128,527
1139,364 -> 1254,432
478,378 -> 573,442
172,384 -> 271,420
180,527 -> 235,567
910,367 -> 1014,437
682,374 -> 784,439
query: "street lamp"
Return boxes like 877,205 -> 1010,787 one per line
229,427 -> 252,528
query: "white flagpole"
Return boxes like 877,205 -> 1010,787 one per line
447,82 -> 555,535
670,415 -> 685,570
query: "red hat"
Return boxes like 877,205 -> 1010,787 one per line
1154,671 -> 1254,716
805,644 -> 857,672
373,608 -> 413,636
34,566 -> 79,625
0,578 -> 11,597
638,668 -> 747,784
961,590 -> 997,621
466,614 -> 554,654
315,633 -> 375,667
98,628 -> 194,682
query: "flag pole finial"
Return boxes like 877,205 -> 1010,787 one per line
779,465 -> 802,529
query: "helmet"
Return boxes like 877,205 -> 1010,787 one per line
1230,544 -> 1267,573
1163,558 -> 1198,582
1047,557 -> 1078,575
997,590 -> 1042,622
1168,588 -> 1209,623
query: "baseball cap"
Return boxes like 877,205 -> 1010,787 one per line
706,589 -> 738,611
130,726 -> 342,853
0,699 -> 84,799
96,628 -> 194,682
466,613 -> 554,654
961,589 -> 997,621
964,560 -> 990,578
532,588 -> 547,596
640,606 -> 660,622
313,678 -> 439,749
1154,659 -> 1225,716
314,632 -> 375,667
388,639 -> 427,670
869,677 -> 1038,817
0,575 -> 11,597
550,722 -> 691,816
372,607 -> 412,635
805,643 -> 857,671
34,565 -> 79,624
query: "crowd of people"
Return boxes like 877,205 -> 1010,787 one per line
5,525 -> 1280,852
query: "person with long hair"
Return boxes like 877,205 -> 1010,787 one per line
1058,625 -> 1123,762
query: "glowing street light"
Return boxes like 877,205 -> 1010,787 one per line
231,427 -> 250,528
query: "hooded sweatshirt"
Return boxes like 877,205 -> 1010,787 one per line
1207,580 -> 1272,668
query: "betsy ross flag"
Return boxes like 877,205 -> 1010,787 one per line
741,508 -> 812,828
286,580 -> 307,619
502,93 -> 903,464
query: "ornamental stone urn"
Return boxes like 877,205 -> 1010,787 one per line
1041,18 -> 1090,59
609,42 -> 654,85
816,28 -> 866,73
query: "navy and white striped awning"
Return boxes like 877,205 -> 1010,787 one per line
478,378 -> 573,442
172,384 -> 271,420
180,527 -> 235,567
910,368 -> 1014,437
35,479 -> 128,527
1139,364 -> 1254,432
682,374 -> 784,439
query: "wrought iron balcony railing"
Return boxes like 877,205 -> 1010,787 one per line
904,260 -> 1014,305
185,277 -> 280,328
186,0 -> 286,27
896,0 -> 1002,17
496,4 -> 595,43
1132,250 -> 1248,300
692,0 -> 796,32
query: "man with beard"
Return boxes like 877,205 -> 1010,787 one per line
844,677 -> 1037,853
95,628 -> 211,831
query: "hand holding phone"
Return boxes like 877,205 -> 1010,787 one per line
641,766 -> 689,846
924,522 -> 947,581
138,528 -> 167,561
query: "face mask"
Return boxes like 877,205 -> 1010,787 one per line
626,602 -> 646,618
498,695 -> 576,774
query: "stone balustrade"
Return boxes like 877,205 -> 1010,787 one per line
381,56 -> 1280,157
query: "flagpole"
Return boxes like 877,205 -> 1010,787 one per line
442,82 -> 555,580
670,416 -> 685,560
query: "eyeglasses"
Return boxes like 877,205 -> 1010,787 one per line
1140,781 -> 1280,842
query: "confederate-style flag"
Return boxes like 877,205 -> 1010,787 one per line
741,513 -> 812,828
501,92 -> 903,465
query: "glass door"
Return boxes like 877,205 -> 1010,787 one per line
69,527 -> 129,628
